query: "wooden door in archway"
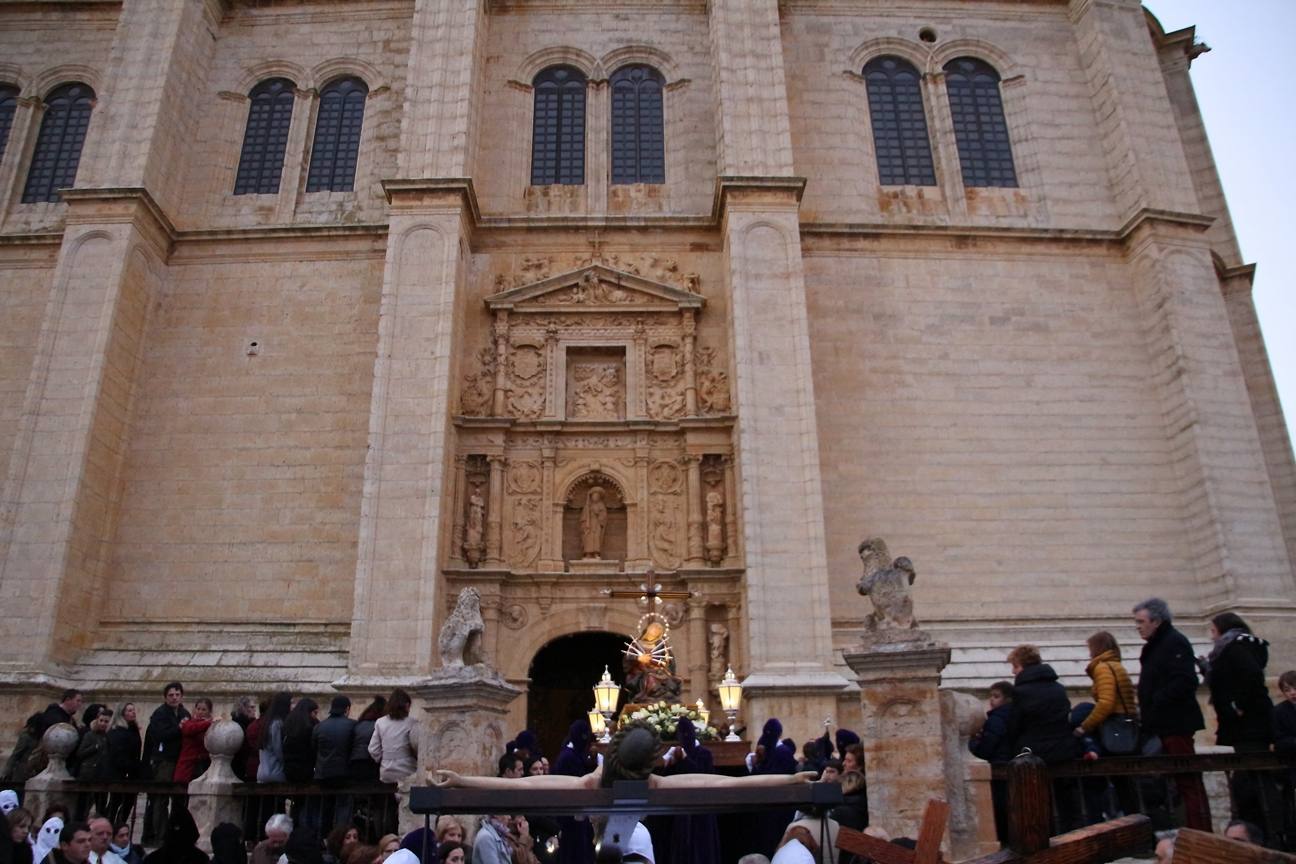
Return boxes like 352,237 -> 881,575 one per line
527,631 -> 629,762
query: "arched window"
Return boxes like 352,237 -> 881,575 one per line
21,82 -> 94,204
234,77 -> 296,195
306,76 -> 368,193
943,57 -> 1017,188
610,65 -> 665,185
0,85 -> 19,165
863,57 -> 935,187
531,66 -> 586,186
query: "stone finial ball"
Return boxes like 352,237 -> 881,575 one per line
41,722 -> 80,757
203,719 -> 244,757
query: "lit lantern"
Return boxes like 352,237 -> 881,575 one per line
717,666 -> 743,742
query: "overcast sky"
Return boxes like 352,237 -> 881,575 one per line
1148,1 -> 1296,435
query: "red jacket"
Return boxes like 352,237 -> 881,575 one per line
173,717 -> 213,783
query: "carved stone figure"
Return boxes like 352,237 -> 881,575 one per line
438,587 -> 485,668
459,347 -> 496,416
579,486 -> 609,559
695,347 -> 731,414
856,537 -> 918,631
571,363 -> 621,419
508,497 -> 541,569
708,623 -> 729,678
463,488 -> 485,568
704,490 -> 725,565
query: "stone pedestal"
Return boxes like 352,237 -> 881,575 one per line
408,666 -> 522,834
187,720 -> 244,853
842,634 -> 952,842
23,723 -> 79,823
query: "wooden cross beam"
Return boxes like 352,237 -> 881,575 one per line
1172,829 -> 1296,864
601,569 -> 693,606
835,799 -> 949,864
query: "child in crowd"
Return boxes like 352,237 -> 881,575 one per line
1275,670 -> 1296,849
969,681 -> 1016,845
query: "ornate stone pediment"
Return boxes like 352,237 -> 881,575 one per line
486,264 -> 704,313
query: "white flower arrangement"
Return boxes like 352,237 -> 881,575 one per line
621,701 -> 720,741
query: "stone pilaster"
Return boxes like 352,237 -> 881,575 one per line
398,0 -> 488,178
843,638 -> 952,843
343,181 -> 475,681
77,0 -> 221,217
0,190 -> 168,670
1125,218 -> 1295,622
1069,0 -> 1198,221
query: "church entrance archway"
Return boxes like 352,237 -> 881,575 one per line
528,631 -> 629,762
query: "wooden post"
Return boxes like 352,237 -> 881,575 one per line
1006,753 -> 1051,855
1172,829 -> 1296,864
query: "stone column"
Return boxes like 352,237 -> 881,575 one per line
187,720 -> 244,854
450,456 -> 468,565
683,455 -> 704,566
722,456 -> 739,563
491,312 -> 510,416
539,445 -> 559,570
842,636 -> 952,842
682,312 -> 698,416
22,723 -> 78,824
485,455 -> 506,565
686,597 -> 708,700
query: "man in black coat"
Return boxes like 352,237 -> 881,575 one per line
141,681 -> 189,843
35,689 -> 84,738
1133,598 -> 1211,831
314,695 -> 356,828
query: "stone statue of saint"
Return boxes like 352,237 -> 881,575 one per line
623,617 -> 682,704
708,623 -> 728,678
704,490 -> 724,564
856,537 -> 918,631
463,488 -> 485,567
579,486 -> 608,559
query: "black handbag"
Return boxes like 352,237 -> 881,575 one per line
1098,662 -> 1139,755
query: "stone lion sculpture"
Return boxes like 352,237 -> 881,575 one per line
438,587 -> 485,668
856,537 -> 918,631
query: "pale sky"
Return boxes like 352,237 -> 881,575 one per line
1148,1 -> 1296,435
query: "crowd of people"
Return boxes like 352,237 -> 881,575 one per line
2,596 -> 1295,863
967,598 -> 1296,856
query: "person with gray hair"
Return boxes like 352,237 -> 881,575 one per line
1133,598 -> 1210,831
251,813 -> 293,864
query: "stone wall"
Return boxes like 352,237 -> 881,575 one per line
0,255 -> 57,482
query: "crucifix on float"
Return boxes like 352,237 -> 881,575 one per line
602,569 -> 691,704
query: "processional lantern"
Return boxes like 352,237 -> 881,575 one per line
592,665 -> 619,743
717,665 -> 743,742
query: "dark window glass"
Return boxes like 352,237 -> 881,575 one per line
234,77 -> 296,195
863,57 -> 936,187
21,82 -> 94,204
306,76 -> 368,193
943,57 -> 1017,188
610,65 -> 665,185
531,66 -> 586,186
0,85 -> 19,166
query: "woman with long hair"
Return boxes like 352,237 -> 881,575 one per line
349,697 -> 386,783
257,691 -> 293,783
367,690 -> 417,784
1075,631 -> 1139,820
281,697 -> 319,784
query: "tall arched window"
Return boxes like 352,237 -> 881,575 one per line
21,82 -> 94,204
863,57 -> 935,187
531,66 -> 586,186
943,57 -> 1017,188
610,65 -> 665,185
0,85 -> 19,165
306,76 -> 368,193
234,77 -> 296,195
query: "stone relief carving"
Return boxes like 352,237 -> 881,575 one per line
649,495 -> 681,569
663,601 -> 686,627
459,346 -> 496,416
507,497 -> 542,569
569,363 -> 623,419
507,344 -> 546,419
645,343 -> 686,420
438,587 -> 485,668
491,254 -> 695,294
857,537 -> 918,631
695,346 -> 731,414
704,490 -> 725,566
507,460 -> 541,495
463,487 -> 486,568
649,460 -> 683,494
501,603 -> 529,630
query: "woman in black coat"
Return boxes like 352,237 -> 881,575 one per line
107,702 -> 143,826
1199,612 -> 1279,830
1007,645 -> 1081,830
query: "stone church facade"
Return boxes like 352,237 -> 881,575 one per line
1,0 -> 1294,777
